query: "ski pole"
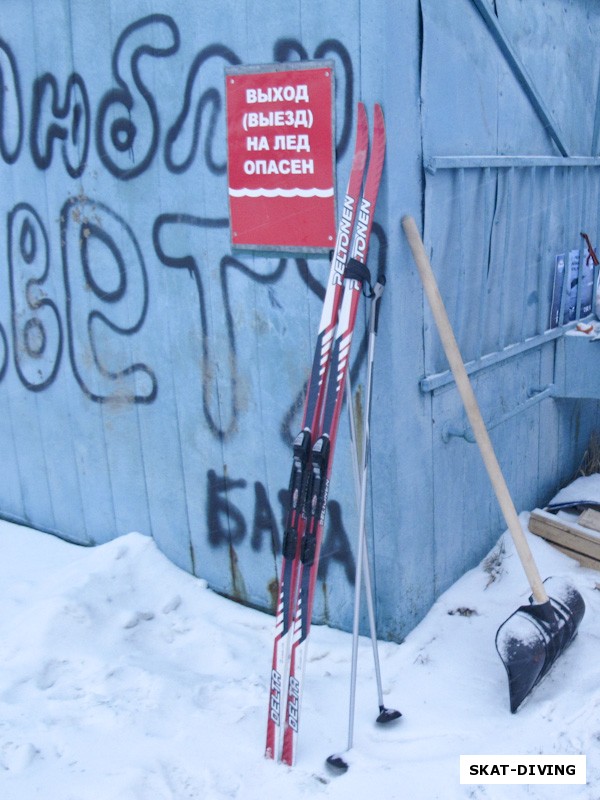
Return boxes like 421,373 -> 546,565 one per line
346,373 -> 388,712
345,286 -> 397,722
327,276 -> 401,773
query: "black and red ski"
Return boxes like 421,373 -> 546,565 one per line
265,103 -> 370,762
272,104 -> 386,767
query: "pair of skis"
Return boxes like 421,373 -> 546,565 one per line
265,102 -> 386,766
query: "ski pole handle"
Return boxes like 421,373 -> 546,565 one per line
402,216 -> 548,604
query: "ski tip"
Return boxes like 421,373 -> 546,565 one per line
373,103 -> 386,139
326,754 -> 349,774
356,102 -> 368,131
352,103 -> 369,166
356,104 -> 369,140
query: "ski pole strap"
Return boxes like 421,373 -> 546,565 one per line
344,257 -> 372,296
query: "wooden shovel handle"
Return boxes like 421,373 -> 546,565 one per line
402,216 -> 548,604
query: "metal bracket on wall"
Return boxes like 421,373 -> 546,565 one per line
441,384 -> 556,443
420,328 -> 565,395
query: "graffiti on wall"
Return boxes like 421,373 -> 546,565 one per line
0,14 -> 387,592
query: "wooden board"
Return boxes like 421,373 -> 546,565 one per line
528,508 -> 600,570
578,507 -> 600,533
550,542 -> 600,572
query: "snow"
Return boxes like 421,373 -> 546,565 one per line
0,515 -> 599,799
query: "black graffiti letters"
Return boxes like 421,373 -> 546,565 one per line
165,44 -> 241,175
207,471 -> 354,584
153,213 -> 235,438
252,481 -> 281,556
207,469 -> 248,547
96,15 -> 180,180
3,198 -> 158,402
0,39 -> 23,165
1,20 -> 354,180
31,73 -> 90,179
153,213 -> 288,441
61,197 -> 156,404
9,204 -> 62,391
317,499 -> 354,584
1,15 -> 367,589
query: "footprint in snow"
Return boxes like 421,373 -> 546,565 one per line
162,595 -> 182,614
0,741 -> 41,773
122,610 -> 155,629
36,658 -> 68,690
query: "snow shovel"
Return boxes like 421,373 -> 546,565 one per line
402,215 -> 585,713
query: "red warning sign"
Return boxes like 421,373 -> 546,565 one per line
225,61 -> 336,252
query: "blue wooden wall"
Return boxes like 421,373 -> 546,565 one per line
0,0 -> 599,641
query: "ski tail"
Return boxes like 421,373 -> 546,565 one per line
280,104 -> 386,767
265,103 -> 369,762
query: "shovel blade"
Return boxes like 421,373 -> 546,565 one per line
495,577 -> 585,713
